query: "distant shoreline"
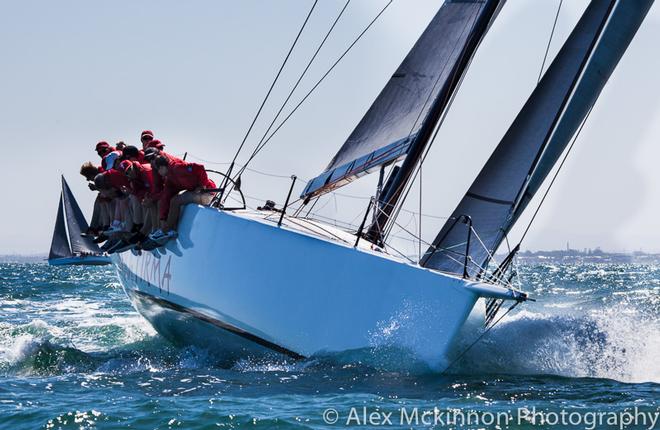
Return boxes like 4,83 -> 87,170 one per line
3,249 -> 660,265
503,249 -> 660,265
0,254 -> 48,263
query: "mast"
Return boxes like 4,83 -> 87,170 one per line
422,0 -> 654,277
366,0 -> 504,243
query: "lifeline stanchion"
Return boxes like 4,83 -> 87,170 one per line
278,175 -> 297,227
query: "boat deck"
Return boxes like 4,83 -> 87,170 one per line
226,209 -> 386,254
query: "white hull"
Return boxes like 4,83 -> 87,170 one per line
112,205 -> 521,367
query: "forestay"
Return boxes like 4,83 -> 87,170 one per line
301,0 -> 504,199
421,0 -> 654,277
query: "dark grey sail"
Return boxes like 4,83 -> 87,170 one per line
421,0 -> 654,277
301,0 -> 505,199
61,176 -> 101,255
49,194 -> 72,260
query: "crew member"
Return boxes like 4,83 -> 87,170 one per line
120,145 -> 146,164
117,160 -> 157,242
149,155 -> 216,244
95,141 -> 122,171
94,168 -> 132,235
140,130 -> 154,150
80,162 -> 109,235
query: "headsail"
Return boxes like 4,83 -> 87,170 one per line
421,0 -> 654,277
301,0 -> 505,200
61,176 -> 101,255
49,194 -> 71,260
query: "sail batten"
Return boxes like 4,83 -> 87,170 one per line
302,0 -> 504,200
422,0 -> 654,277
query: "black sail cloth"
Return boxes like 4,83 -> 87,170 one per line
301,0 -> 504,199
422,0 -> 654,277
49,176 -> 102,260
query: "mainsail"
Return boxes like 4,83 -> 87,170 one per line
49,176 -> 102,261
421,0 -> 654,277
61,176 -> 100,254
301,0 -> 505,200
49,194 -> 71,260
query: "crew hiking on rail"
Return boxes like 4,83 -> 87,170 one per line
80,130 -> 216,254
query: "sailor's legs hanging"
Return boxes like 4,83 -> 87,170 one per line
164,191 -> 214,232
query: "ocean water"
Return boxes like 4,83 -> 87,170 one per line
0,262 -> 658,429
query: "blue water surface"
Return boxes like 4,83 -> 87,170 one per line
0,262 -> 658,429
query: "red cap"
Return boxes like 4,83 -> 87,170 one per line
141,130 -> 154,139
147,139 -> 165,150
117,160 -> 133,173
95,141 -> 110,152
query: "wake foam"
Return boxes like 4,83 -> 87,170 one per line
1,335 -> 99,376
452,307 -> 660,383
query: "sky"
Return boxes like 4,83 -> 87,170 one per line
0,0 -> 658,255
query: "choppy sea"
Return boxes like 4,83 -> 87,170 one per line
0,262 -> 658,429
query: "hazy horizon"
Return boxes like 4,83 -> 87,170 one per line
1,0 -> 659,255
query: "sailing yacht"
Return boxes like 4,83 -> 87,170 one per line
111,0 -> 653,366
49,176 -> 111,266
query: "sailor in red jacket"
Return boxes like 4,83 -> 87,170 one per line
93,168 -> 132,236
80,161 -> 110,235
120,145 -> 146,164
140,130 -> 155,149
143,147 -> 185,201
148,155 -> 216,244
117,160 -> 159,242
145,139 -> 165,151
95,141 -> 122,171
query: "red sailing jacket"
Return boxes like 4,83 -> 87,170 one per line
159,162 -> 216,220
103,168 -> 130,191
151,151 -> 186,199
125,149 -> 146,164
126,161 -> 154,200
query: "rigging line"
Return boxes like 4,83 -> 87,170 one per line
241,0 -> 352,170
439,301 -> 520,376
517,102 -> 595,246
233,0 -> 395,178
188,154 -> 303,179
469,226 -> 510,285
537,0 -> 563,84
419,164 -> 422,260
229,0 -> 319,166
304,196 -> 320,217
374,204 -> 436,251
